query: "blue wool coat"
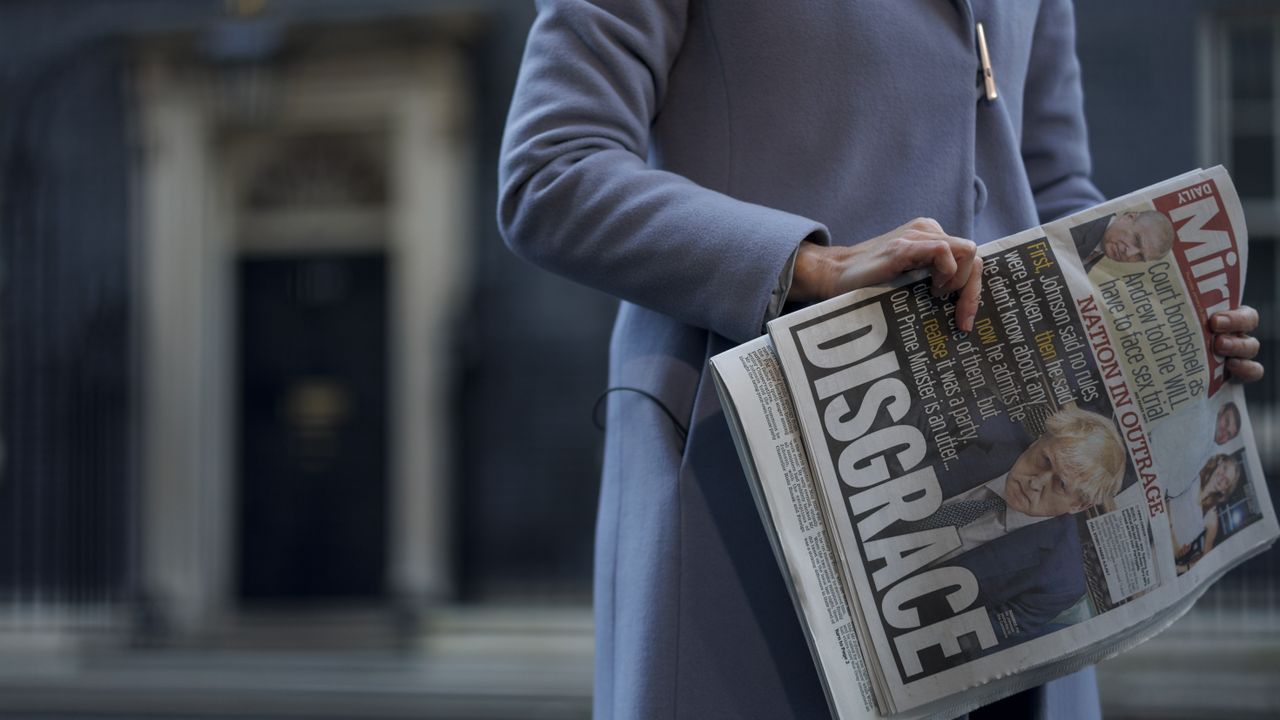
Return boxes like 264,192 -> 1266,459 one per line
500,1 -> 1106,717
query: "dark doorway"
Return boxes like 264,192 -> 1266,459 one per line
236,254 -> 388,602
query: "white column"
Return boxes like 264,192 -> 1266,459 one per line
136,57 -> 234,636
387,49 -> 471,604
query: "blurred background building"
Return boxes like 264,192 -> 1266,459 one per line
0,0 -> 1276,718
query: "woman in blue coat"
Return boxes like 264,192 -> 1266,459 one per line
498,1 -> 1264,717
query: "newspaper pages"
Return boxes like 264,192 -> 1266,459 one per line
711,337 -> 888,720
712,340 -> 1024,720
711,166 -> 1278,717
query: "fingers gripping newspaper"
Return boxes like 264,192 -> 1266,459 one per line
710,167 -> 1278,718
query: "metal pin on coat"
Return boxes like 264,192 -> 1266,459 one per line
978,21 -> 998,101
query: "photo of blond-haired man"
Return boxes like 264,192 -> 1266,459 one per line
911,406 -> 1127,644
1070,210 -> 1175,272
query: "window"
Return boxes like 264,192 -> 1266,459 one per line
1203,12 -> 1280,603
1211,16 -> 1280,226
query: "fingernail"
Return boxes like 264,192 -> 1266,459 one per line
1214,315 -> 1228,331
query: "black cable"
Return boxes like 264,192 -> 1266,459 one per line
592,386 -> 689,444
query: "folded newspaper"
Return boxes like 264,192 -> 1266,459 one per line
710,166 -> 1278,719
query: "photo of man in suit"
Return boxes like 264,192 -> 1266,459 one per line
1071,210 -> 1175,271
914,407 -> 1127,643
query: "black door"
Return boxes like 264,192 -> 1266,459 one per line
236,254 -> 387,602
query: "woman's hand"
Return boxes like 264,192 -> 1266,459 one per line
789,218 -> 983,331
1211,306 -> 1264,383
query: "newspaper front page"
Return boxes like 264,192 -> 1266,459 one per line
712,340 -> 1064,720
749,166 -> 1278,714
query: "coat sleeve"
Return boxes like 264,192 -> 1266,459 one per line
1020,0 -> 1107,223
497,0 -> 830,343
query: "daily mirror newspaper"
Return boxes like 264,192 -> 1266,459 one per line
710,167 -> 1278,718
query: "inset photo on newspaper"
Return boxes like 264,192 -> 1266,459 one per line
1214,400 -> 1242,446
1166,447 -> 1263,575
1068,203 -> 1176,277
916,402 -> 1154,661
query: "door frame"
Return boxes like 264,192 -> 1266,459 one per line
134,35 -> 469,637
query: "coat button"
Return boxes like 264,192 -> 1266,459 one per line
974,176 -> 988,215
